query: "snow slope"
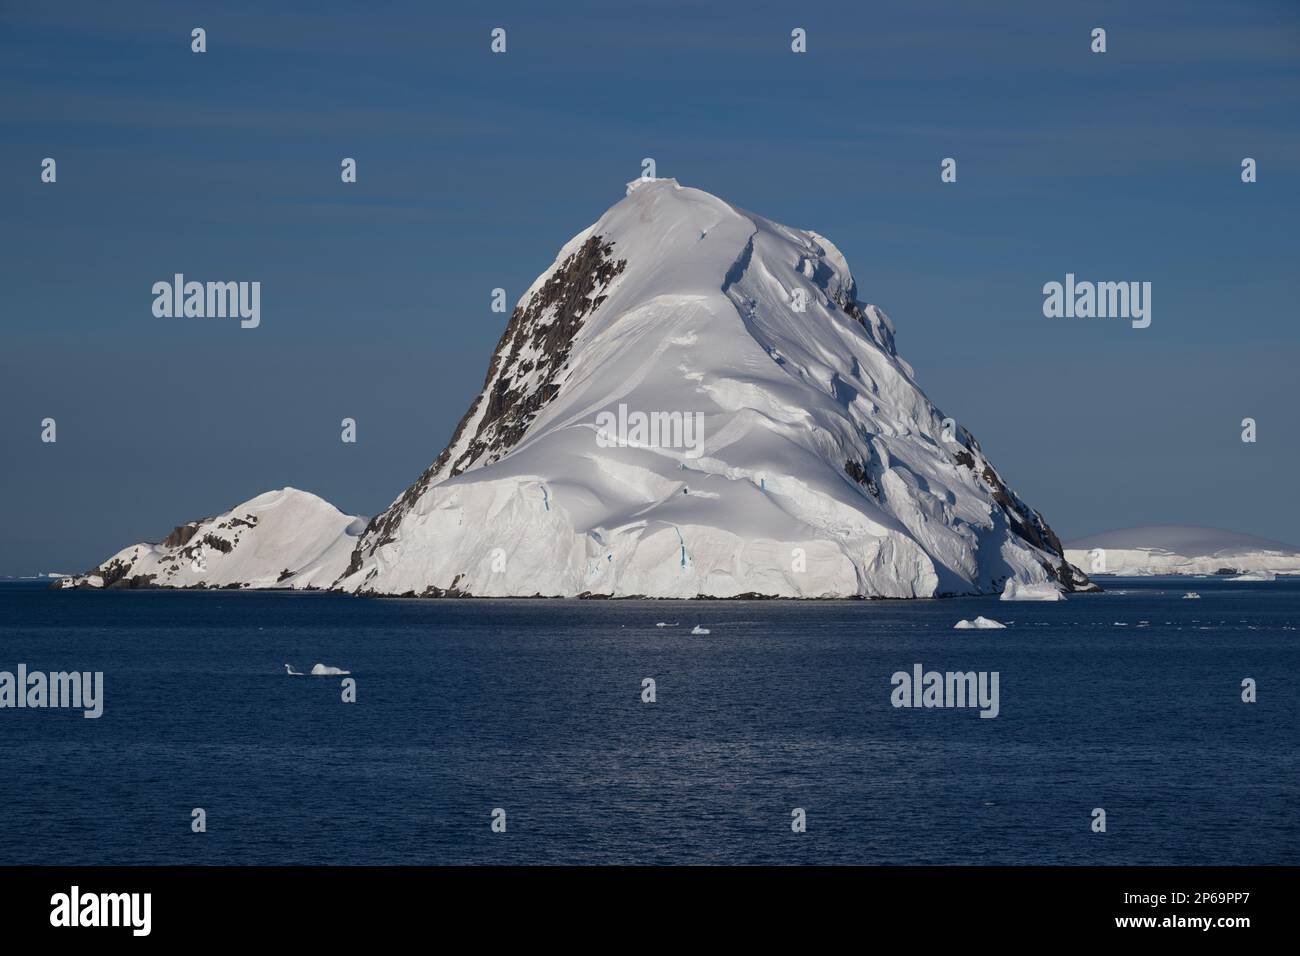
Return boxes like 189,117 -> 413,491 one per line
63,488 -> 366,590
336,178 -> 1094,598
1065,526 -> 1300,577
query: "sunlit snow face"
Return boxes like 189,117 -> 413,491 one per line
594,404 -> 705,459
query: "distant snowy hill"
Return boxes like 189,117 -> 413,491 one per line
336,179 -> 1093,598
61,488 -> 366,590
1065,526 -> 1300,577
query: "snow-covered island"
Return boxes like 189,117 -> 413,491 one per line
56,488 -> 367,591
60,179 -> 1096,600
1064,526 -> 1300,578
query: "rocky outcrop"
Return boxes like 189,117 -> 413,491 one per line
344,234 -> 627,582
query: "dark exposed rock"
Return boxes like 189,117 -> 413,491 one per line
979,464 -> 1094,591
161,523 -> 200,548
444,234 -> 626,479
104,572 -> 157,590
930,425 -> 1098,592
832,288 -> 897,355
199,534 -> 233,555
844,459 -> 879,497
98,557 -> 134,588
344,234 -> 627,579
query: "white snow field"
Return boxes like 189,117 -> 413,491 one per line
65,488 -> 366,590
1064,526 -> 1300,578
73,180 -> 1093,599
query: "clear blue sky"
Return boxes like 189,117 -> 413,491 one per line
2,0 -> 1298,575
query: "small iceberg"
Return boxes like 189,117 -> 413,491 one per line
310,663 -> 351,676
691,625 -> 710,635
1000,580 -> 1065,602
954,616 -> 1006,630
283,663 -> 303,676
655,622 -> 679,628
1228,570 -> 1276,582
1182,592 -> 1201,599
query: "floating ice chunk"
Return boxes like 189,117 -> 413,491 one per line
1182,592 -> 1201,599
954,616 -> 1006,630
690,625 -> 710,635
655,622 -> 679,628
1229,570 -> 1276,582
310,663 -> 350,676
1001,580 -> 1065,602
283,663 -> 303,676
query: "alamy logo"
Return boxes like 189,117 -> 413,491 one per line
152,274 -> 261,328
1042,273 -> 1151,328
50,886 -> 150,936
0,665 -> 103,718
595,403 -> 704,458
891,663 -> 999,718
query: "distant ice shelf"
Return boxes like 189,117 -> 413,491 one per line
1065,526 -> 1300,578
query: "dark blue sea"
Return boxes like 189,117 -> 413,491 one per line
0,577 -> 1296,865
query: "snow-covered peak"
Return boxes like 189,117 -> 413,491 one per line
625,176 -> 681,195
338,180 -> 1093,598
242,486 -> 331,508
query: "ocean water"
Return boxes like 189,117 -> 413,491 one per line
0,577 -> 1296,865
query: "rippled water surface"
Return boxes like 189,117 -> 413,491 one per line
1,578 -> 1295,864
